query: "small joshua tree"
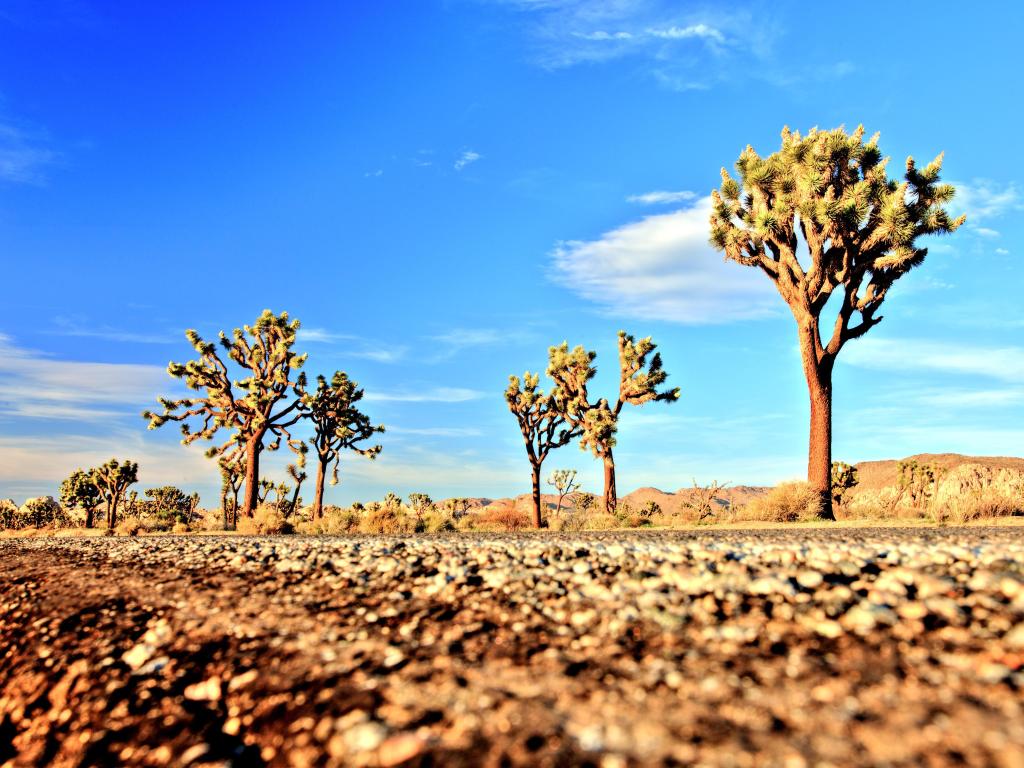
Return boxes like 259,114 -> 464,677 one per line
219,456 -> 244,529
408,493 -> 433,520
710,126 -> 963,519
144,310 -> 309,518
547,332 -> 679,513
286,464 -> 306,517
144,485 -> 191,528
830,461 -> 859,511
684,480 -> 729,523
441,498 -> 470,518
547,469 -> 581,515
59,469 -> 103,528
505,372 -> 581,528
306,372 -> 383,520
92,458 -> 139,529
897,459 -> 943,511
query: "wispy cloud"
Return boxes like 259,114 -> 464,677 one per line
0,334 -> 170,422
427,328 -> 534,361
364,387 -> 485,403
841,338 -> 1024,383
0,121 -> 56,184
550,195 -> 779,324
364,169 -> 383,178
951,179 -> 1022,222
387,426 -> 484,437
454,150 -> 482,171
48,315 -> 176,344
627,190 -> 696,205
300,328 -> 408,363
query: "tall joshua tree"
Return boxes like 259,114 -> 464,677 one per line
306,371 -> 383,520
710,126 -> 963,518
547,332 -> 679,513
505,372 -> 581,528
144,310 -> 309,517
92,458 -> 139,528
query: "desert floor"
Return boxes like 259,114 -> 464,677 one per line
2,529 -> 1023,767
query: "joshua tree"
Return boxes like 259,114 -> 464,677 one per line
710,126 -> 963,518
257,479 -> 275,505
219,456 -> 244,529
897,459 -> 944,510
92,458 -> 139,528
144,485 -> 190,527
408,493 -> 433,520
546,469 -> 581,515
547,332 -> 679,513
286,464 -> 306,517
305,372 -> 383,520
684,480 -> 730,523
441,498 -> 470,518
144,310 -> 309,518
59,469 -> 103,528
505,372 -> 581,528
382,491 -> 402,510
830,461 -> 859,511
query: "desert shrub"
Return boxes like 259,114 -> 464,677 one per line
573,492 -> 597,514
741,482 -> 819,523
470,505 -> 531,532
582,513 -> 619,530
938,490 -> 1021,525
236,505 -> 291,535
359,505 -> 415,535
0,499 -> 21,530
296,506 -> 362,535
171,522 -> 190,534
420,509 -> 456,533
19,497 -> 70,529
116,516 -> 145,537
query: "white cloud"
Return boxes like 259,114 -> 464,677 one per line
975,227 -> 999,238
996,248 -> 1010,255
0,122 -> 56,184
646,23 -> 724,42
300,328 -> 407,363
364,387 -> 485,403
48,316 -> 176,344
364,169 -> 383,178
550,195 -> 780,324
627,190 -> 696,205
427,327 -> 534,361
454,150 -> 482,171
951,179 -> 1023,222
388,426 -> 484,437
841,338 -> 1024,383
0,334 -> 170,421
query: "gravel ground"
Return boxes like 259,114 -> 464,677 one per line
2,529 -> 1023,768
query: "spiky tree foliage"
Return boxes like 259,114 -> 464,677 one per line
710,126 -> 964,519
92,458 -> 139,528
505,371 -> 581,528
830,461 -> 859,510
305,371 -> 383,520
19,497 -> 68,529
144,485 -> 191,528
382,491 -> 402,510
144,310 -> 309,518
546,469 -> 581,515
0,499 -> 19,530
898,459 -> 944,509
258,479 -> 275,505
59,469 -> 102,528
547,332 -> 679,513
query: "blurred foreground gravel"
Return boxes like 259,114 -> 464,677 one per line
2,529 -> 1023,767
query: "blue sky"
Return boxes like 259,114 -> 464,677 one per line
1,1 -> 1022,505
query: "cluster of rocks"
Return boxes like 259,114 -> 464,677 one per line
1,528 -> 1022,766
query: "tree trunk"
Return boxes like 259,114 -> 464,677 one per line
799,327 -> 836,521
603,449 -> 617,514
85,506 -> 94,529
313,459 -> 327,520
531,463 -> 543,528
241,436 -> 264,517
289,482 -> 302,518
